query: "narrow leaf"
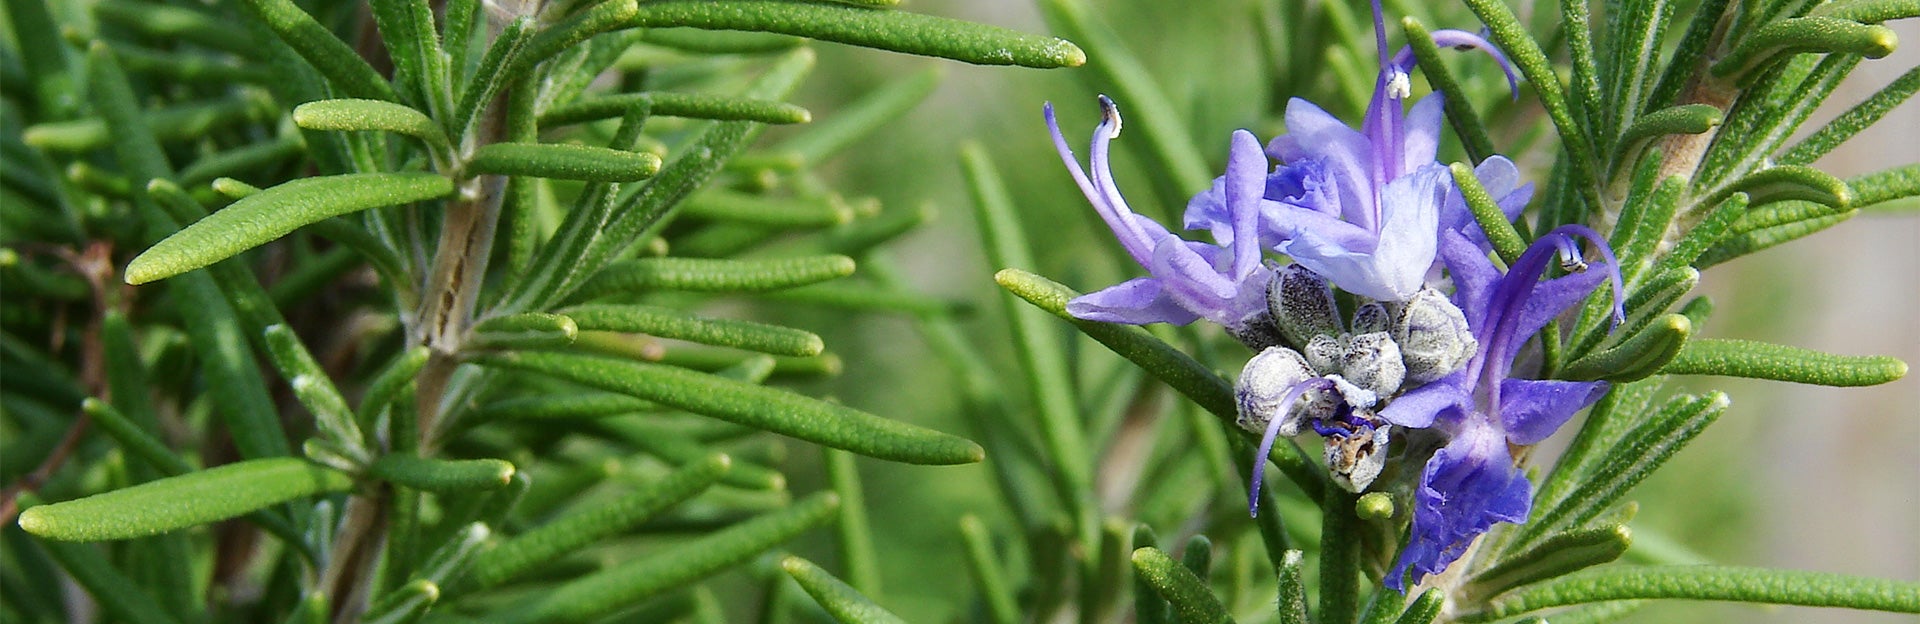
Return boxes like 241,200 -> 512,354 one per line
470,312 -> 580,350
1611,105 -> 1722,171
959,516 -> 1022,624
1808,0 -> 1920,22
681,190 -> 853,228
1700,165 -> 1852,212
1661,339 -> 1907,385
541,92 -> 810,127
1133,547 -> 1235,624
1847,163 -> 1920,209
576,255 -> 856,296
81,398 -> 194,477
1459,566 -> 1920,621
466,454 -> 728,588
1278,550 -> 1309,624
781,556 -> 908,624
1518,392 -> 1727,549
18,500 -> 187,624
1711,17 -> 1898,83
1463,525 -> 1632,602
370,455 -> 515,492
475,351 -> 983,464
19,457 -> 354,541
566,305 -> 824,357
1560,314 -> 1692,382
237,0 -> 396,100
363,580 -> 438,624
631,1 -> 1084,68
1460,0 -> 1606,215
825,449 -> 881,597
1781,64 -> 1920,165
1451,161 -> 1528,264
1395,590 -> 1444,624
126,173 -> 454,284
778,67 -> 941,167
508,493 -> 840,624
1405,18 -> 1497,163
293,99 -> 448,149
465,143 -> 662,182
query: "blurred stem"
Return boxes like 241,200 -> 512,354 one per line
1321,490 -> 1362,624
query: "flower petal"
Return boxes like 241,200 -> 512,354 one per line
1400,94 -> 1445,174
1068,278 -> 1202,326
1499,378 -> 1608,445
1226,129 -> 1269,280
1371,163 -> 1449,299
1272,98 -> 1377,230
1378,370 -> 1470,428
1386,420 -> 1533,590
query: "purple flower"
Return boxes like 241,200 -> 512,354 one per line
1376,225 -> 1625,591
1183,3 -> 1520,303
1049,96 -> 1273,331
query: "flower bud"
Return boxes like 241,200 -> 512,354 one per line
1305,334 -> 1345,375
1268,265 -> 1342,350
1394,288 -> 1477,384
1343,331 -> 1407,398
1235,347 -> 1338,436
1352,302 -> 1391,336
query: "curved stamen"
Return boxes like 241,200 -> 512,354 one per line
1044,99 -> 1156,267
1250,377 -> 1338,516
1390,29 -> 1521,99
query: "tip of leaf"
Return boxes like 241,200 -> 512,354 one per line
1059,41 -> 1087,67
779,555 -> 809,575
15,506 -> 50,536
124,256 -> 164,285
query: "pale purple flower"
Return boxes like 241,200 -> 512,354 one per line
1049,96 -> 1273,331
1376,224 -> 1625,591
1183,3 -> 1521,303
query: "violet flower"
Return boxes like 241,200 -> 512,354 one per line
1048,96 -> 1273,332
1185,3 -> 1520,303
1375,224 -> 1626,591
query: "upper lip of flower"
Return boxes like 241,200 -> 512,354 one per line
1046,96 -> 1272,328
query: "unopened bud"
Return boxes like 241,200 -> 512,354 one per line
1352,302 -> 1391,336
1343,332 -> 1407,398
1394,288 -> 1477,384
1235,347 -> 1337,436
1268,265 -> 1342,350
1305,334 -> 1345,375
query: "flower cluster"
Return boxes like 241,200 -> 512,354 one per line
1047,1 -> 1622,592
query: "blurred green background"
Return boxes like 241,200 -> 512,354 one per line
754,2 -> 1918,622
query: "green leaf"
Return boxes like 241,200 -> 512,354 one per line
1710,17 -> 1898,83
81,398 -> 194,476
959,516 -> 1022,624
1695,204 -> 1857,268
508,0 -> 638,78
1132,547 -> 1234,624
1700,165 -> 1852,213
293,99 -> 448,150
1464,525 -> 1632,602
1394,590 -> 1444,624
1781,64 -> 1920,165
568,303 -> 825,357
465,143 -> 662,182
263,325 -> 367,456
24,98 -> 260,153
370,455 -> 515,492
680,190 -> 853,228
1460,0 -> 1606,217
824,449 -> 882,597
1610,106 -> 1721,178
639,28 -> 806,53
632,0 -> 1084,68
1451,161 -> 1528,264
764,283 -> 968,317
1808,0 -> 1920,22
452,16 -> 532,139
541,92 -> 811,127
357,346 -> 430,427
19,457 -> 353,541
1598,0 -> 1676,146
470,312 -> 580,350
1458,565 -> 1920,621
17,499 -> 187,624
1321,491 -> 1362,624
93,1 -> 252,56
363,580 -> 437,624
126,173 -> 454,284
475,351 -> 982,464
1661,338 -> 1907,385
236,0 -> 396,100
781,556 -> 908,624
470,393 -> 657,421
775,67 -> 941,167
962,144 -> 1092,528
1278,550 -> 1309,624
507,492 -> 840,624
466,454 -> 728,588
575,255 -> 856,296
1517,392 -> 1726,549
1560,314 -> 1692,382
1847,163 -> 1920,209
